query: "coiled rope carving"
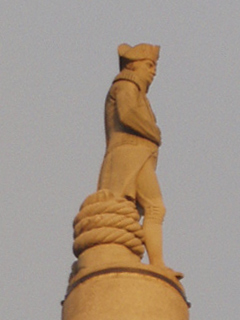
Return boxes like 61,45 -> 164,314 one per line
73,189 -> 145,258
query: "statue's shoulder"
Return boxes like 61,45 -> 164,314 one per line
113,70 -> 141,91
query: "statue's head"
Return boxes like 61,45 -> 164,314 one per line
118,43 -> 160,88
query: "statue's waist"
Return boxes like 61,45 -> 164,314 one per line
107,132 -> 158,152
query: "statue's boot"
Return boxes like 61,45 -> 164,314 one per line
143,208 -> 183,280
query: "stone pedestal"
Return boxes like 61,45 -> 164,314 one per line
62,266 -> 189,320
62,189 -> 190,320
62,245 -> 189,320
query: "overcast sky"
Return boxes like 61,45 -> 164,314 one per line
1,1 -> 240,319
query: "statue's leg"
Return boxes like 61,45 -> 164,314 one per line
136,155 -> 166,268
142,204 -> 166,267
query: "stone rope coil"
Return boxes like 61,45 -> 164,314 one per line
73,190 -> 145,258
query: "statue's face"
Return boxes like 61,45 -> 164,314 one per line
132,59 -> 157,86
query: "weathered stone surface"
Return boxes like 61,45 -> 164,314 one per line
62,43 -> 190,319
97,43 -> 166,269
62,267 -> 189,320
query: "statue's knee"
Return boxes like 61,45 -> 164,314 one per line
144,204 -> 166,224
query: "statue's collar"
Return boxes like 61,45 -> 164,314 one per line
113,70 -> 146,92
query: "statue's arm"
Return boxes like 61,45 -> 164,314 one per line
115,81 -> 161,145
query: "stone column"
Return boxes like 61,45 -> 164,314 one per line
62,257 -> 189,320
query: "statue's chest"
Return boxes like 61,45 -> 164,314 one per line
138,94 -> 156,122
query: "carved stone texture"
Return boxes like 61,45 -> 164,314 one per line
62,44 -> 190,320
98,43 -> 166,269
73,189 -> 144,258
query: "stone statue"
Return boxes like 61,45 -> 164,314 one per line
97,43 -> 166,269
62,44 -> 189,320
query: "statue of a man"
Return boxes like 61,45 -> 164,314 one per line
98,43 -> 166,269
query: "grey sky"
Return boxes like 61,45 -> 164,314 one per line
1,1 -> 239,319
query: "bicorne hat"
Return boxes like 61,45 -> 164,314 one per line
118,43 -> 160,63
